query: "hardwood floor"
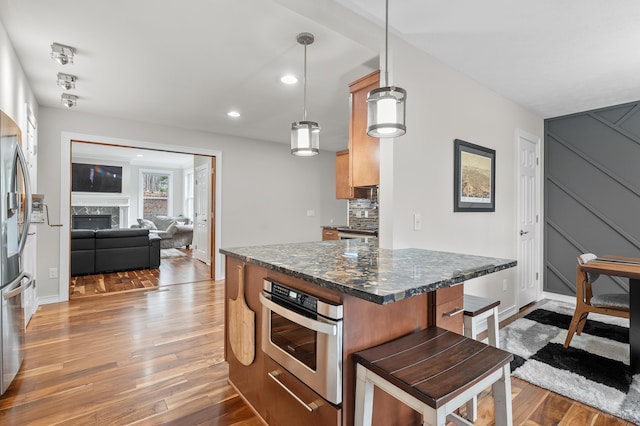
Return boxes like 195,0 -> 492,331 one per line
0,282 -> 633,425
70,248 -> 211,298
1,280 -> 260,425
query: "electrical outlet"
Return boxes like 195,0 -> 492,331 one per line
503,279 -> 507,291
48,267 -> 58,279
356,211 -> 362,218
364,210 -> 369,218
306,209 -> 315,217
413,213 -> 421,231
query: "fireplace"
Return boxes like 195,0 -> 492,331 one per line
72,214 -> 112,230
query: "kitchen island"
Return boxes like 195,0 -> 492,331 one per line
220,240 -> 516,426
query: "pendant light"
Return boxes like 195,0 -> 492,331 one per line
366,0 -> 406,138
291,32 -> 320,156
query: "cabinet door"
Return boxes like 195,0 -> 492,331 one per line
322,228 -> 339,241
433,284 -> 464,334
335,150 -> 352,199
349,71 -> 380,188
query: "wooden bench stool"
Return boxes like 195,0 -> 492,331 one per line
463,294 -> 501,421
463,294 -> 501,347
353,327 -> 513,426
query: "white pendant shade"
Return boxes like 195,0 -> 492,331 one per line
291,32 -> 320,156
366,0 -> 407,139
291,120 -> 320,156
366,86 -> 406,138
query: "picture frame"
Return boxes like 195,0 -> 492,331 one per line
453,139 -> 495,212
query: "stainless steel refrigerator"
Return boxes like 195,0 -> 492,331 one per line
0,110 -> 33,395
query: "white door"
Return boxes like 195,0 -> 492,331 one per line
193,163 -> 210,264
516,130 -> 541,308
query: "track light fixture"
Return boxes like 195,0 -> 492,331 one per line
290,32 -> 320,156
51,43 -> 75,65
61,93 -> 78,108
366,0 -> 406,138
57,73 -> 77,90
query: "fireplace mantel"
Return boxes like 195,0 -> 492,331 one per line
72,194 -> 130,207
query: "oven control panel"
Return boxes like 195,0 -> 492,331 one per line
270,282 -> 318,312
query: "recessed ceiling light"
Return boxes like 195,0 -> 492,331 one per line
227,111 -> 241,118
136,154 -> 143,157
280,75 -> 298,85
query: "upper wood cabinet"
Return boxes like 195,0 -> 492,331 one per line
349,70 -> 380,188
336,150 -> 370,199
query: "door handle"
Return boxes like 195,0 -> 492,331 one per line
520,230 -> 529,236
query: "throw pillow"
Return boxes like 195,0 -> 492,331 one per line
164,221 -> 178,237
137,218 -> 157,230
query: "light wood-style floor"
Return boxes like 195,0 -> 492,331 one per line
70,248 -> 211,298
0,279 -> 633,425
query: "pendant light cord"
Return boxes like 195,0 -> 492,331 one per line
384,0 -> 389,87
303,42 -> 308,121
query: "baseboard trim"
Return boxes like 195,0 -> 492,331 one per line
38,295 -> 61,305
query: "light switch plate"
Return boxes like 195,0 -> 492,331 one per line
413,213 -> 421,231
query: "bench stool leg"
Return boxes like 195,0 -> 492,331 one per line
354,364 -> 374,426
487,306 -> 500,348
463,306 -> 501,422
492,364 -> 513,426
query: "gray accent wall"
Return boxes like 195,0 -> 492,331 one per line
544,101 -> 640,296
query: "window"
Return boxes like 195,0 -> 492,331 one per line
140,170 -> 173,219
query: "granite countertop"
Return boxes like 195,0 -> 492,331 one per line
220,240 -> 516,304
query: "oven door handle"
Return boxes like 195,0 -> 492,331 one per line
259,292 -> 338,336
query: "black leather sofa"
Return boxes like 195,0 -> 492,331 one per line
71,228 -> 161,276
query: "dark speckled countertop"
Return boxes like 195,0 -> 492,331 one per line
220,240 -> 516,304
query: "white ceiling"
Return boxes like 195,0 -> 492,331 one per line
72,141 -> 193,168
2,0 -> 640,153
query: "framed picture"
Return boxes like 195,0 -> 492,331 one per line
453,139 -> 495,212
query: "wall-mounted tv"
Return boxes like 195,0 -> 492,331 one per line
72,163 -> 122,193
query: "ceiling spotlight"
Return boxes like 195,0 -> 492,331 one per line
227,111 -> 241,118
57,72 -> 77,90
51,42 -> 75,65
61,93 -> 78,108
280,75 -> 298,85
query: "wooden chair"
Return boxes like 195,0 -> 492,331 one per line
563,253 -> 630,348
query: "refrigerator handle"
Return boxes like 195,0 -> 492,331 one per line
15,145 -> 32,255
3,272 -> 32,300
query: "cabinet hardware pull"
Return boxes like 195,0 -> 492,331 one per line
268,370 -> 319,412
443,307 -> 464,317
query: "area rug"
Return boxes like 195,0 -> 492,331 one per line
500,300 -> 640,424
160,248 -> 187,258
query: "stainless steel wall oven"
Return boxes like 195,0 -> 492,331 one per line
260,279 -> 343,405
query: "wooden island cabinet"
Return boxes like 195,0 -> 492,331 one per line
221,241 -> 515,426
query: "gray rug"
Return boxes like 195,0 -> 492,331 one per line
160,248 -> 187,258
501,300 -> 640,424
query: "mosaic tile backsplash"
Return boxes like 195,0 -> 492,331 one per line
348,187 -> 379,228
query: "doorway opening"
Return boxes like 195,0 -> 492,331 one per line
67,140 -> 218,299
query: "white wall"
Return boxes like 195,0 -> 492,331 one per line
37,107 -> 347,302
0,20 -> 39,311
379,37 -> 545,317
0,21 -> 38,130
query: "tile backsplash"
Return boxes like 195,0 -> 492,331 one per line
348,187 -> 379,228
